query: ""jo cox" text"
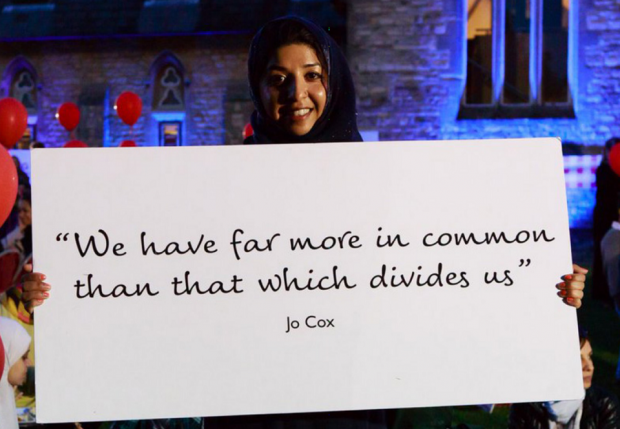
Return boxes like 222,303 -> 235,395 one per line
285,315 -> 335,333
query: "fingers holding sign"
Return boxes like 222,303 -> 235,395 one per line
21,264 -> 51,308
556,264 -> 587,309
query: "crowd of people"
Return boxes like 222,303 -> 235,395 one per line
0,151 -> 37,427
0,15 -> 615,429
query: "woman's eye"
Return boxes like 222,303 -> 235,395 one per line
268,75 -> 286,86
307,72 -> 321,80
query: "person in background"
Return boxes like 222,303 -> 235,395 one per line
17,130 -> 31,150
0,190 -> 35,416
0,316 -> 32,429
0,157 -> 31,250
1,189 -> 32,259
599,194 -> 620,384
593,137 -> 620,303
30,141 -> 45,149
0,194 -> 21,248
12,156 -> 30,193
508,328 -> 620,428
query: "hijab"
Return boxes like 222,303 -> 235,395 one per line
0,317 -> 31,429
246,16 -> 362,144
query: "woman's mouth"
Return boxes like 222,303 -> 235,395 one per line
287,108 -> 312,121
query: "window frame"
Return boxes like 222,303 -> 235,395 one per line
149,51 -> 187,146
458,0 -> 576,119
156,117 -> 184,147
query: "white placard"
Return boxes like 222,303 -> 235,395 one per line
32,138 -> 583,423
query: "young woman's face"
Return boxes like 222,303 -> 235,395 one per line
18,199 -> 31,229
581,340 -> 594,389
8,349 -> 31,387
260,43 -> 327,136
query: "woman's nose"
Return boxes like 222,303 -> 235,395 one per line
287,76 -> 308,100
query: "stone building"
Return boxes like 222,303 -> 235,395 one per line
1,0 -> 617,226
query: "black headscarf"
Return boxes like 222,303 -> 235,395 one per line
246,16 -> 362,144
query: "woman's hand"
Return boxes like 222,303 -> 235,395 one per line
556,264 -> 587,309
14,386 -> 23,401
21,264 -> 50,309
16,263 -> 591,310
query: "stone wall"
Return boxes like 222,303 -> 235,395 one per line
348,0 -> 620,148
4,0 -> 620,148
0,35 -> 252,148
579,0 -> 620,142
348,0 -> 459,141
345,0 -> 620,228
3,1 -> 620,227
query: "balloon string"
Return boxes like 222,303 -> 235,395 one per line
130,125 -> 134,141
70,130 -> 76,140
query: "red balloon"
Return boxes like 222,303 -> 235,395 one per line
610,145 -> 620,176
0,98 -> 28,149
119,140 -> 137,147
57,102 -> 80,131
0,145 -> 18,226
115,91 -> 142,126
243,122 -> 253,140
63,140 -> 87,148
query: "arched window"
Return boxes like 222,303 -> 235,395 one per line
150,52 -> 186,146
3,57 -> 39,146
155,65 -> 184,110
12,69 -> 37,110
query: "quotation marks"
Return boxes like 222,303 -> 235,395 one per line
518,259 -> 531,267
56,232 -> 70,242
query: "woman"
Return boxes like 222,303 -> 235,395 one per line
509,328 -> 620,428
20,15 -> 586,429
244,16 -> 360,145
0,316 -> 32,429
215,16 -> 389,428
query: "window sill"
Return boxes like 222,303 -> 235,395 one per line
457,104 -> 576,120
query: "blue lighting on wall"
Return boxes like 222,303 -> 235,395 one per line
434,0 -> 599,229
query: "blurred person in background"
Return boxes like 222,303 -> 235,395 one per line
13,156 -> 30,193
509,328 -> 620,428
1,189 -> 32,259
592,137 -> 620,303
0,157 -> 30,247
599,194 -> 620,384
0,316 -> 32,429
0,189 -> 35,417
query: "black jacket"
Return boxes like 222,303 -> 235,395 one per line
509,386 -> 620,429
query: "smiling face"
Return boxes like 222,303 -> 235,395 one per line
260,43 -> 327,137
